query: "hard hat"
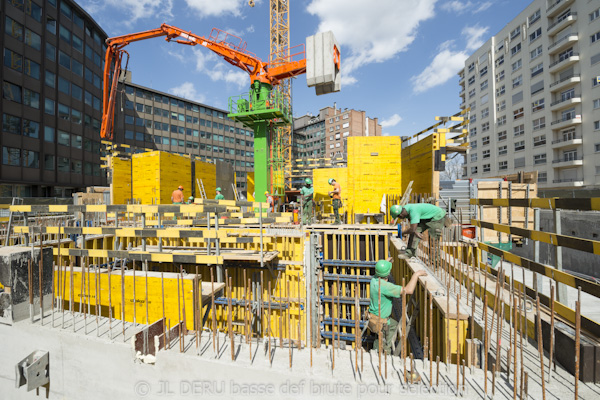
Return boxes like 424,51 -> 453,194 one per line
305,178 -> 312,185
328,178 -> 334,185
264,191 -> 269,195
375,260 -> 393,278
178,185 -> 184,190
390,205 -> 404,219
188,196 -> 194,200
216,187 -> 221,192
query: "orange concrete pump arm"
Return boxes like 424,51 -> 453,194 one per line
100,23 -> 307,140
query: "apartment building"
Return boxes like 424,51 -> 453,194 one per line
114,79 -> 256,192
293,105 -> 382,160
1,0 -> 108,197
460,0 -> 600,189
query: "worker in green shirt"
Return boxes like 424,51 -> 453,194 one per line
299,178 -> 314,224
215,187 -> 225,200
369,259 -> 427,354
390,203 -> 448,258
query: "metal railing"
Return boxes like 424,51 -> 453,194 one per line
548,33 -> 578,50
552,178 -> 582,183
552,135 -> 579,144
549,53 -> 579,69
547,12 -> 576,31
549,73 -> 580,87
551,116 -> 581,125
550,94 -> 580,107
552,155 -> 583,163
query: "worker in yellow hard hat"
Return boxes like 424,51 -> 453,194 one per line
265,191 -> 275,212
171,185 -> 184,204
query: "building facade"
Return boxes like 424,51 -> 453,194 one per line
460,0 -> 600,189
114,79 -> 255,193
1,0 -> 108,197
293,105 -> 382,160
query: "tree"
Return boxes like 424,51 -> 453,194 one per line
440,154 -> 464,181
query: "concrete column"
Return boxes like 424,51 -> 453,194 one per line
554,209 -> 568,304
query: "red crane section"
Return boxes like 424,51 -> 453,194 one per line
101,23 -> 307,140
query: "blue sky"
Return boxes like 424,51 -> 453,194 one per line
79,0 -> 527,136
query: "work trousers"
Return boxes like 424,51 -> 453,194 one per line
332,199 -> 342,224
372,318 -> 400,355
406,217 -> 446,257
303,200 -> 313,224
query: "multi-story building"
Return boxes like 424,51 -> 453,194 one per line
114,79 -> 256,192
1,0 -> 108,197
293,105 -> 382,160
460,0 -> 600,189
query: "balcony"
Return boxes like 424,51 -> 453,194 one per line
547,0 -> 575,18
547,12 -> 577,35
550,94 -> 581,111
552,155 -> 583,168
459,101 -> 466,109
551,135 -> 582,149
460,88 -> 465,97
548,53 -> 579,73
551,178 -> 584,187
550,115 -> 581,130
459,75 -> 465,85
549,74 -> 580,92
548,33 -> 578,55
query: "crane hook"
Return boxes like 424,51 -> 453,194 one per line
248,0 -> 255,7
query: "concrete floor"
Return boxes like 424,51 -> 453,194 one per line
1,306 -> 599,399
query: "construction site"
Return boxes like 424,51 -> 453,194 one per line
2,1 -> 600,400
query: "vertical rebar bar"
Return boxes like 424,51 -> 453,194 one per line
536,295 -> 546,400
575,287 -> 581,400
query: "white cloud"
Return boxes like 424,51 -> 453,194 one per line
183,0 -> 261,17
169,82 -> 206,103
192,49 -> 249,89
441,1 -> 492,15
79,0 -> 173,23
307,0 -> 437,85
381,114 -> 402,128
411,25 -> 489,94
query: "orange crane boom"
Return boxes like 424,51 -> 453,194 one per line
100,23 -> 307,140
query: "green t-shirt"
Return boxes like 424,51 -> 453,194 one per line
300,186 -> 313,199
403,203 -> 446,224
215,194 -> 224,200
369,277 -> 402,321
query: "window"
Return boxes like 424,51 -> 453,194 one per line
496,85 -> 505,97
72,35 -> 83,53
483,164 -> 491,173
596,143 -> 600,153
482,136 -> 490,146
58,76 -> 70,95
23,120 -> 39,138
498,145 -> 507,155
2,113 -> 20,135
471,153 -> 477,162
483,149 -> 490,159
512,75 -> 522,88
514,140 -> 525,151
496,41 -> 505,53
533,117 -> 546,131
4,48 -> 23,73
59,25 -> 71,44
23,59 -> 39,79
23,89 -> 39,109
510,26 -> 520,41
592,32 -> 600,44
531,45 -> 543,60
44,154 -> 55,171
513,107 -> 524,120
25,29 -> 41,50
480,80 -> 488,90
514,124 -> 524,137
469,127 -> 477,137
71,160 -> 82,174
481,107 -> 489,118
511,43 -> 521,56
469,89 -> 476,98
497,130 -> 507,141
496,70 -> 505,82
57,130 -> 70,146
499,161 -> 508,170
468,76 -> 475,85
534,153 -> 546,165
471,140 -> 477,149
5,17 -> 23,41
497,115 -> 506,126
44,126 -> 54,142
533,135 -> 546,147
561,88 -> 575,101
532,98 -> 545,112
480,66 -> 488,77
481,94 -> 489,105
44,98 -> 55,115
531,62 -> 543,77
529,27 -> 542,43
595,120 -> 600,131
594,99 -> 600,109
512,59 -> 522,72
3,81 -> 21,103
482,122 -> 490,132
496,55 -> 504,67
2,146 -> 20,166
594,77 -> 600,88
561,107 -> 576,121
529,9 -> 541,25
591,8 -> 600,22
58,51 -> 70,69
471,166 -> 478,174
497,100 -> 506,112
468,62 -> 475,73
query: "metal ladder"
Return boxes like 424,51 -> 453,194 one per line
231,183 -> 240,201
196,179 -> 207,199
4,197 -> 24,245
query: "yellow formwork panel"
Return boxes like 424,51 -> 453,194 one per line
313,167 -> 348,214
401,133 -> 446,196
195,160 -> 217,197
132,151 -> 192,204
111,157 -> 132,205
247,172 -> 255,201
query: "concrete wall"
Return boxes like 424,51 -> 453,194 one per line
512,210 -> 600,279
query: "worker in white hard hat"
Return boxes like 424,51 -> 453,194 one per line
265,191 -> 275,212
328,178 -> 342,224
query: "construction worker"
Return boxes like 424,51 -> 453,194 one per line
369,259 -> 427,354
300,178 -> 313,224
186,196 -> 194,204
265,191 -> 275,212
171,185 -> 184,204
215,187 -> 224,200
328,178 -> 342,224
390,203 -> 448,258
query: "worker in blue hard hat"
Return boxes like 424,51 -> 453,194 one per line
300,177 -> 313,224
368,259 -> 427,354
390,203 -> 448,258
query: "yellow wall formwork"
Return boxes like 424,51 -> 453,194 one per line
132,151 -> 192,204
313,167 -> 348,214
247,172 -> 255,201
346,136 -> 403,222
401,133 -> 445,196
110,157 -> 132,205
194,160 -> 217,198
